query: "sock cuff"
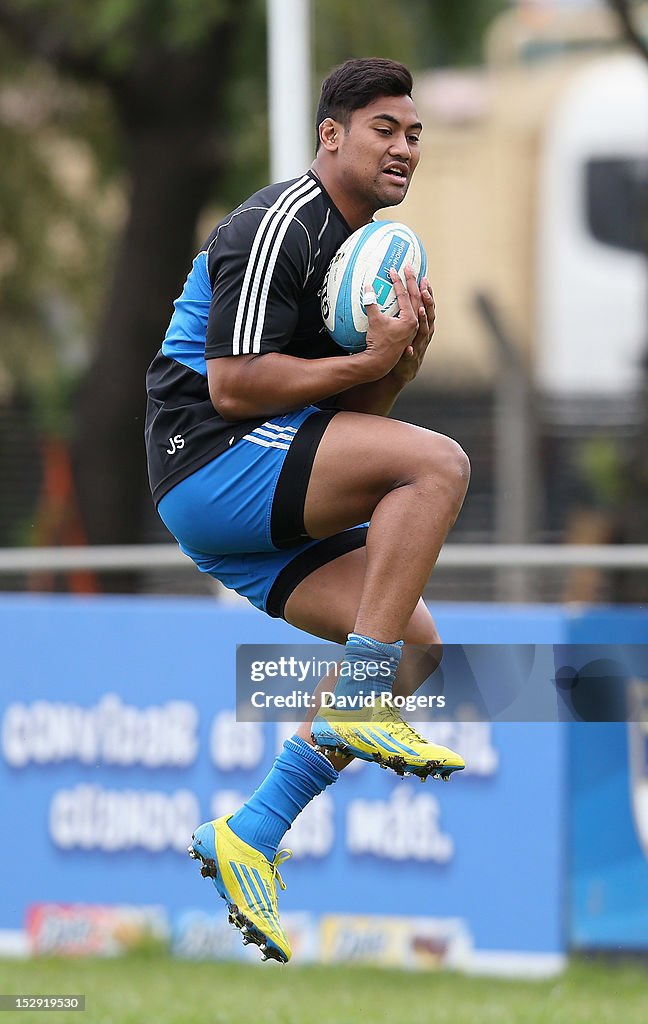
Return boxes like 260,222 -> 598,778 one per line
284,735 -> 339,784
346,632 -> 404,663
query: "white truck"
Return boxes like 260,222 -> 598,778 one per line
398,5 -> 648,404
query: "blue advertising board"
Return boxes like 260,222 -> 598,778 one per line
0,595 -> 645,967
570,721 -> 648,947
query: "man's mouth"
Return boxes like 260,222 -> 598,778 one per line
382,165 -> 408,183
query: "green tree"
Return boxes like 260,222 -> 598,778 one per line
0,0 -> 258,584
313,0 -> 506,71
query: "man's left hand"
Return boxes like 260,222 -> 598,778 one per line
387,274 -> 435,388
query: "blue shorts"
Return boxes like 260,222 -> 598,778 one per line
157,406 -> 367,616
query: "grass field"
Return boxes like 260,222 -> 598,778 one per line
0,955 -> 647,1024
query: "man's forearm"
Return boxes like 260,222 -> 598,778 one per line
208,350 -> 388,421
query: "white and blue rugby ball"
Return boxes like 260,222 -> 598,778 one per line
321,220 -> 427,353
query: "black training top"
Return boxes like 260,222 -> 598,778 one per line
145,171 -> 351,504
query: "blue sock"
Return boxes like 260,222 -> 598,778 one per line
333,632 -> 403,707
227,735 -> 338,860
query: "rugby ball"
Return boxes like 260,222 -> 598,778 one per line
321,221 -> 427,352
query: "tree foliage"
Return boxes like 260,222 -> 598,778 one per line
313,0 -> 507,72
0,45 -> 116,420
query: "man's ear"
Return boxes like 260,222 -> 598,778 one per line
319,118 -> 341,151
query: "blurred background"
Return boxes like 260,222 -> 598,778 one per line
0,0 -> 647,603
1,1 -> 648,1020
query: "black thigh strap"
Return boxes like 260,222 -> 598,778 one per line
266,526 -> 368,619
270,409 -> 339,548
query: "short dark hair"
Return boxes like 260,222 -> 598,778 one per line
315,58 -> 413,150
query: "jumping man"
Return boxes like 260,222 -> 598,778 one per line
145,58 -> 470,963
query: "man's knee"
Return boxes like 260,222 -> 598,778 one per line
416,433 -> 471,502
